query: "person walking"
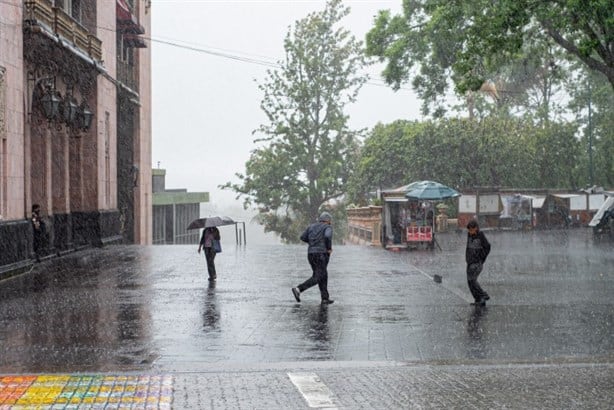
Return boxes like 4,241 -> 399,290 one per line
292,212 -> 334,305
198,226 -> 220,281
465,219 -> 491,306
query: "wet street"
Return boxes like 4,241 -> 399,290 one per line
0,228 -> 613,408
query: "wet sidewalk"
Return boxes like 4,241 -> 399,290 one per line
1,362 -> 612,409
0,228 -> 613,407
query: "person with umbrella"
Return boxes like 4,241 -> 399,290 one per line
198,226 -> 221,281
189,216 -> 235,281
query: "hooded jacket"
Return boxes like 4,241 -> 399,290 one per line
465,230 -> 491,264
300,222 -> 332,254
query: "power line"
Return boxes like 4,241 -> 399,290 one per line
147,34 -> 415,91
0,0 -> 415,93
149,37 -> 280,68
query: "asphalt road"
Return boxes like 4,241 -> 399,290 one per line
0,228 -> 612,408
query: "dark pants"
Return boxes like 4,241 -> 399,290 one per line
204,247 -> 217,279
298,253 -> 330,300
33,229 -> 46,260
467,262 -> 488,301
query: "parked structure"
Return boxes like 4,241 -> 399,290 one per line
347,184 -> 452,250
589,195 -> 614,239
347,184 -> 613,250
152,169 -> 209,245
0,0 -> 151,275
346,206 -> 382,246
457,188 -> 609,230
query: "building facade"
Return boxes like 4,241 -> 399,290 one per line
152,169 -> 209,245
0,0 -> 152,274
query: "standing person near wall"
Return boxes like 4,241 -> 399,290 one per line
292,212 -> 334,305
31,204 -> 46,262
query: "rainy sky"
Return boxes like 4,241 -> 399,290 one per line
152,0 -> 422,209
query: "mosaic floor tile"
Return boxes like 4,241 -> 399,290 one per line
0,375 -> 172,409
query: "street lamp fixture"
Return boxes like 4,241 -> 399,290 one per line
78,102 -> 94,130
61,95 -> 79,125
40,86 -> 62,121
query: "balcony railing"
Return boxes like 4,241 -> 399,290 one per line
24,0 -> 103,62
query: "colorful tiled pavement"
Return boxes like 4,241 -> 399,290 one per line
0,375 -> 172,409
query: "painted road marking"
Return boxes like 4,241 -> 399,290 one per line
288,372 -> 337,409
0,375 -> 172,408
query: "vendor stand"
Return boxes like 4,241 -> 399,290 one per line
381,181 -> 459,250
404,181 -> 460,250
404,200 -> 436,249
381,196 -> 435,249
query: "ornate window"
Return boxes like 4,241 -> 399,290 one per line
54,0 -> 82,24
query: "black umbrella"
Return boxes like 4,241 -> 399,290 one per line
187,216 -> 235,230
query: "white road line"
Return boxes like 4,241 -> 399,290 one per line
288,372 -> 337,409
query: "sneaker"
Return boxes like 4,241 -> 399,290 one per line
470,299 -> 486,306
208,276 -> 216,281
321,299 -> 334,305
483,295 -> 490,301
292,287 -> 301,302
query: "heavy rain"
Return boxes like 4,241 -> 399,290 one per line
1,0 -> 613,408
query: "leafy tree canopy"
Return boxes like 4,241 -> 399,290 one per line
366,0 -> 614,115
222,0 -> 367,242
347,116 -> 584,205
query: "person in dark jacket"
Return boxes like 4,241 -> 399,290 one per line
465,220 -> 491,306
31,203 -> 46,262
198,226 -> 221,281
292,212 -> 334,305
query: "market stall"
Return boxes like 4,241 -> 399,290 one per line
404,181 -> 460,250
381,181 -> 459,250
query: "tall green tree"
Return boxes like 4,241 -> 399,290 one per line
347,116 -> 584,204
222,0 -> 367,242
366,0 -> 614,115
567,68 -> 614,187
347,120 -> 422,205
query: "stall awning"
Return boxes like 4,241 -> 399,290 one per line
531,196 -> 546,209
384,197 -> 409,203
552,194 -> 581,199
589,196 -> 614,227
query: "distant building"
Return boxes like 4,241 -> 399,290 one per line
152,169 -> 209,244
0,0 -> 152,275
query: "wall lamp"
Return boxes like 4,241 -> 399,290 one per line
40,84 -> 62,121
61,89 -> 79,125
78,102 -> 94,130
28,74 -> 95,129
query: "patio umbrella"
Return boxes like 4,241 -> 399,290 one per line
404,180 -> 460,201
187,216 -> 235,230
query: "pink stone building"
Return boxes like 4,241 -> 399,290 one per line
0,0 -> 152,274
